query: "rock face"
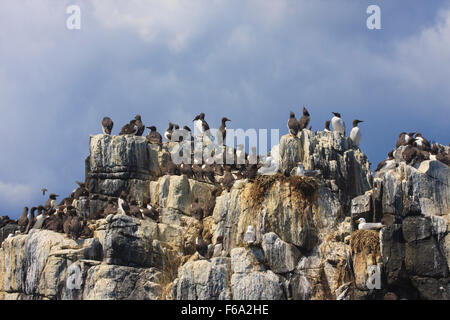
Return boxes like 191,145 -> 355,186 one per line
0,217 -> 18,244
0,132 -> 448,300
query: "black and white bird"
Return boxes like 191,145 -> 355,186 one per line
331,112 -> 346,135
164,122 -> 174,142
117,191 -> 130,215
195,228 -> 213,259
287,111 -> 300,136
18,207 -> 29,233
355,218 -> 384,230
217,117 -> 231,145
101,117 -> 114,135
44,193 -> 59,212
222,166 -> 235,192
415,133 -> 431,151
134,115 -> 145,136
375,150 -> 395,172
146,126 -> 162,145
119,120 -> 138,135
299,107 -> 310,131
193,113 -> 212,141
349,120 -> 364,147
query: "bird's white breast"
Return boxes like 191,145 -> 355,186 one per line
331,117 -> 345,134
350,127 -> 362,146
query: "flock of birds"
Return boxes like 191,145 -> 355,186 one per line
9,109 -> 448,259
374,131 -> 450,172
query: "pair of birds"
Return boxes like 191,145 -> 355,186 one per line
287,107 -> 311,136
327,112 -> 364,147
116,191 -> 160,221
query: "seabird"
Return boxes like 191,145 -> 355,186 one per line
134,115 -> 145,136
117,191 -> 130,215
129,200 -> 143,219
205,188 -> 219,217
349,120 -> 364,147
217,117 -> 231,145
189,197 -> 204,220
402,138 -> 420,165
44,207 -> 64,233
193,113 -> 203,136
243,225 -> 256,245
195,228 -> 212,259
141,203 -> 159,222
415,133 -> 431,151
375,150 -> 395,172
41,188 -> 48,196
199,113 -> 212,141
299,106 -> 310,131
180,163 -> 194,178
395,132 -> 407,148
18,207 -> 29,233
32,206 -> 47,230
146,126 -> 162,145
44,193 -> 59,212
164,122 -> 174,142
222,166 -> 235,192
202,164 -> 216,184
355,218 -> 384,230
68,214 -> 82,240
405,132 -> 416,144
119,120 -> 138,135
295,162 -> 306,176
192,163 -> 203,181
25,207 -> 37,233
324,120 -> 331,132
101,117 -> 114,135
287,112 -> 300,136
331,112 -> 346,135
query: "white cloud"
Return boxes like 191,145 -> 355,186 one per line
0,181 -> 34,208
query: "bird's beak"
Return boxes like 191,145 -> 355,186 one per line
355,219 -> 360,223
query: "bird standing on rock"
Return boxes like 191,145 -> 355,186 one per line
134,115 -> 145,136
164,122 -> 174,141
287,112 -> 300,136
44,193 -> 59,212
119,120 -> 138,135
324,120 -> 331,132
299,107 -> 310,131
222,166 -> 235,192
196,228 -> 212,259
349,120 -> 364,147
146,126 -> 162,145
18,207 -> 29,233
331,112 -> 346,135
217,117 -> 231,145
118,191 -> 130,215
101,117 -> 114,135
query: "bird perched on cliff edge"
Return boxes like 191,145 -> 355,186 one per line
349,120 -> 364,147
146,126 -> 162,145
287,111 -> 300,136
331,112 -> 346,135
299,106 -> 310,131
217,117 -> 231,145
44,193 -> 59,212
324,120 -> 331,132
101,117 -> 114,135
164,122 -> 174,142
134,115 -> 145,136
18,207 -> 29,233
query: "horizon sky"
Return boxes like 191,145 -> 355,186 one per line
1,0 -> 449,219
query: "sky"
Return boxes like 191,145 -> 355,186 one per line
1,0 -> 449,219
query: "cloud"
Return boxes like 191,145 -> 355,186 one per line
0,181 -> 34,211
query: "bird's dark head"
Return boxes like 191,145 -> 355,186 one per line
332,112 -> 341,117
415,133 -> 423,138
302,107 -> 310,116
135,115 -> 141,120
199,113 -> 205,119
353,119 -> 363,127
37,205 -> 44,211
388,150 -> 394,159
174,124 -> 180,130
222,117 -> 231,123
49,193 -> 58,199
407,132 -> 416,137
289,111 -> 296,118
147,126 -> 156,131
399,132 -> 406,137
30,207 -> 37,213
193,114 -> 200,121
183,125 -> 191,132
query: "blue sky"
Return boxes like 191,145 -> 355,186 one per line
1,1 -> 449,219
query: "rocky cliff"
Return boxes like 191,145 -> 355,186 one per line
0,131 -> 448,300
